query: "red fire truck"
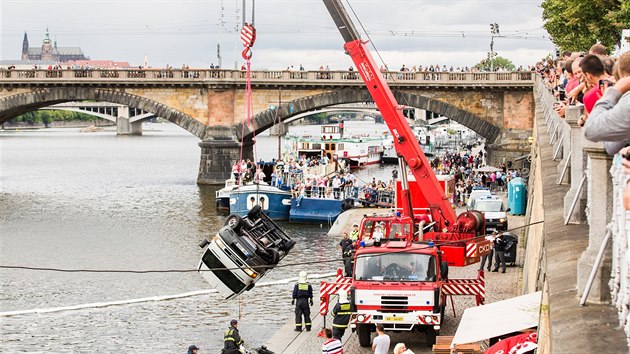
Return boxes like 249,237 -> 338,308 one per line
320,0 -> 492,347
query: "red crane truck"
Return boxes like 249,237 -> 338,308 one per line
320,0 -> 492,347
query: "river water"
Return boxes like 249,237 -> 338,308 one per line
0,122 -> 393,352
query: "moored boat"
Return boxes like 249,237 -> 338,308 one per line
284,123 -> 384,169
216,178 -> 237,210
229,183 -> 292,221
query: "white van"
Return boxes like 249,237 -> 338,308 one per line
198,205 -> 295,299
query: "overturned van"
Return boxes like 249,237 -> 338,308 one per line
197,205 -> 296,299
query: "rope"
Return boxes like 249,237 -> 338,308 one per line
0,272 -> 337,317
0,220 -> 544,275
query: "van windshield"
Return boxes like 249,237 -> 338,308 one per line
355,253 -> 436,281
475,199 -> 504,212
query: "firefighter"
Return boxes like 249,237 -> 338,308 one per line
223,319 -> 244,354
331,290 -> 352,340
350,223 -> 360,241
292,271 -> 313,332
343,240 -> 357,277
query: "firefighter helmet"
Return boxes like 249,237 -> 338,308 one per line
298,271 -> 308,283
338,289 -> 349,304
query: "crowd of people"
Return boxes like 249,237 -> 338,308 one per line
536,43 -> 629,210
230,156 -> 397,205
428,149 -> 524,206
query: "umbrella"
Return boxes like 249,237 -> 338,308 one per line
473,165 -> 501,173
484,331 -> 538,354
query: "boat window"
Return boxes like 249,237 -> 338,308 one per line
337,143 -> 344,150
355,253 -> 436,282
201,250 -> 247,294
312,143 -> 321,150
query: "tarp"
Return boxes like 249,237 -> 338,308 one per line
451,291 -> 542,346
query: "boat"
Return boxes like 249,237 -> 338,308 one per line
284,123 -> 384,169
216,178 -> 237,210
382,127 -> 434,163
289,185 -> 355,223
229,182 -> 292,220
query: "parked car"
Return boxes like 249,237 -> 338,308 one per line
198,205 -> 296,299
473,196 -> 510,232
466,188 -> 492,210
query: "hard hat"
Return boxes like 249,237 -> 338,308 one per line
298,271 -> 308,283
338,290 -> 349,304
352,223 -> 359,227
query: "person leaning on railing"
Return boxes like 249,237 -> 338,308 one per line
581,52 -> 630,210
583,52 -> 630,155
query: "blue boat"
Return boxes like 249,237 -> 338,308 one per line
289,185 -> 356,223
290,196 -> 346,223
229,183 -> 292,221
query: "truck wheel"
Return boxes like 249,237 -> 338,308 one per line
247,204 -> 262,219
356,324 -> 371,347
426,328 -> 437,347
224,214 -> 244,231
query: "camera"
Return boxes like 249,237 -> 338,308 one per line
599,79 -> 613,89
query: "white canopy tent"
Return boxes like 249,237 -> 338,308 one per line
451,291 -> 542,346
473,166 -> 502,173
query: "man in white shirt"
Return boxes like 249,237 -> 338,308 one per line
372,324 -> 390,354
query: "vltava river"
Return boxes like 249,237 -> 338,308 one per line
0,123 -> 384,352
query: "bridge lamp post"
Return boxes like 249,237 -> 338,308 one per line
489,23 -> 499,72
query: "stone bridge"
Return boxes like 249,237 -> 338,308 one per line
0,68 -> 535,183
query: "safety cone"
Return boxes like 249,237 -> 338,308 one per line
316,327 -> 326,338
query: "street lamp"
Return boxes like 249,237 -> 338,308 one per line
489,23 -> 499,72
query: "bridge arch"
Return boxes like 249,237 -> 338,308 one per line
0,87 -> 207,138
238,88 -> 501,143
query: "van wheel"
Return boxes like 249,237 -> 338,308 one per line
224,214 -> 244,231
356,324 -> 371,347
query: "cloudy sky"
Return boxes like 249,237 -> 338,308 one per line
1,0 -> 554,70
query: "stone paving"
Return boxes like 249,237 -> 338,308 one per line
266,212 -> 524,354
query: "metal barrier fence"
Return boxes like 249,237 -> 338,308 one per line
535,76 -> 630,344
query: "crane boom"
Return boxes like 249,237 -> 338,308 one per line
322,0 -> 456,229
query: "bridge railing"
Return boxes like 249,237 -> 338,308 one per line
535,76 -> 630,344
0,68 -> 535,84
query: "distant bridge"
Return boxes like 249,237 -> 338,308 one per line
0,68 -> 535,183
44,101 -> 157,134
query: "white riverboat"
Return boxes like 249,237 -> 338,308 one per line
285,123 -> 384,168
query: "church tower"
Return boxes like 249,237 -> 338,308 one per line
21,32 -> 29,60
41,27 -> 53,60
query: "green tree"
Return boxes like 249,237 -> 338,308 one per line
541,0 -> 629,52
473,56 -> 516,71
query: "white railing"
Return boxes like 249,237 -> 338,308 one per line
536,75 -> 630,345
610,158 -> 630,341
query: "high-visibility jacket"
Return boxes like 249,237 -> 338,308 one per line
224,326 -> 243,351
331,302 -> 352,328
293,282 -> 313,300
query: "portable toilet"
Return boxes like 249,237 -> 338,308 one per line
508,177 -> 527,215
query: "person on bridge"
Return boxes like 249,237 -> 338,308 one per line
223,319 -> 244,354
186,344 -> 199,354
292,271 -> 313,332
331,290 -> 352,340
